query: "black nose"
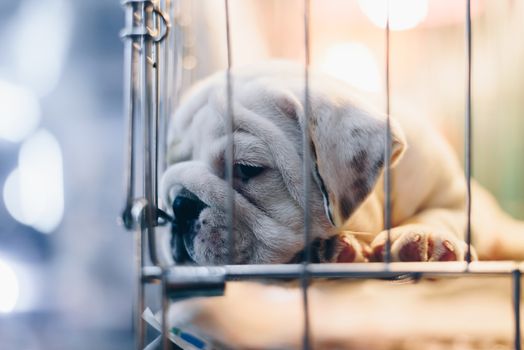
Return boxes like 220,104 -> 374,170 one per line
172,189 -> 207,228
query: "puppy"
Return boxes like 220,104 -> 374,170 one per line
160,62 -> 524,265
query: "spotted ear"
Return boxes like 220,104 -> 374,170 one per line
278,90 -> 406,227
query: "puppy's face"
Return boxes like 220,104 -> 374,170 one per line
161,65 -> 405,265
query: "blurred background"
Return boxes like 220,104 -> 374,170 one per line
0,0 -> 523,349
0,0 -> 132,348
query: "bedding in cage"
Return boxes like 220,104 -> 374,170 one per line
120,1 -> 524,349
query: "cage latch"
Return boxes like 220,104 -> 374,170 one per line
120,0 -> 170,43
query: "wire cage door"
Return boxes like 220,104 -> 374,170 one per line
120,0 -> 523,349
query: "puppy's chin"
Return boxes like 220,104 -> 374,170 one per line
171,224 -> 239,265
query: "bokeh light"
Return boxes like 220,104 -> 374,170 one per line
0,80 -> 41,143
3,130 -> 64,233
0,258 -> 19,313
319,42 -> 382,93
5,0 -> 72,96
358,0 -> 429,31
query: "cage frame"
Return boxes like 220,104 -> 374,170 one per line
120,1 -> 523,349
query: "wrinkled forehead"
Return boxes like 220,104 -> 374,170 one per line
168,103 -> 281,168
168,104 -> 223,164
167,86 -> 301,166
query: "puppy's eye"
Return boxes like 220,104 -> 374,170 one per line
233,164 -> 265,182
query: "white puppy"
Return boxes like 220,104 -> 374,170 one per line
161,62 -> 524,265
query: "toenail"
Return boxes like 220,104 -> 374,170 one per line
443,240 -> 454,252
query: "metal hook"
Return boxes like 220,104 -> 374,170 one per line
120,2 -> 170,43
156,207 -> 174,226
151,7 -> 170,43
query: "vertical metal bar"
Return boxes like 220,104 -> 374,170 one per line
465,0 -> 473,263
164,0 -> 182,174
155,6 -> 164,349
153,8 -> 160,213
224,0 -> 235,265
132,200 -> 148,350
161,269 -> 170,350
122,3 -> 147,349
141,3 -> 159,265
514,270 -> 522,350
141,1 -> 153,219
149,2 -> 171,350
150,4 -> 170,213
136,228 -> 146,350
161,0 -> 173,179
383,0 -> 392,264
301,0 -> 312,348
121,2 -> 138,230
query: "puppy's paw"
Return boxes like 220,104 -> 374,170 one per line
370,225 -> 475,262
323,233 -> 372,263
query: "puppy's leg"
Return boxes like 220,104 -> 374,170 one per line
472,183 -> 524,260
370,182 -> 524,262
370,209 -> 475,262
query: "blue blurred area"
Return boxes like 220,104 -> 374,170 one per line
0,0 -> 133,348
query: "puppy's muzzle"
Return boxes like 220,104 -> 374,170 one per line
171,188 -> 207,263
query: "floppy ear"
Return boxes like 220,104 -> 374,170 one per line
276,89 -> 406,227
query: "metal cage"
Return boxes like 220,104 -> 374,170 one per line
120,1 -> 523,349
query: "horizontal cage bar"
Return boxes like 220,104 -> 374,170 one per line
142,261 -> 524,285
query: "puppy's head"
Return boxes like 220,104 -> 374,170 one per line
161,64 -> 405,265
